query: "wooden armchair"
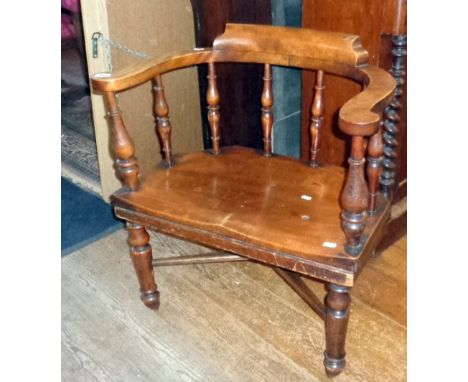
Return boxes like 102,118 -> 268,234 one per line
92,24 -> 396,377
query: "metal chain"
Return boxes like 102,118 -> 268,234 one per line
98,36 -> 150,72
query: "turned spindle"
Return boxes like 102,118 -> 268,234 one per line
127,222 -> 160,309
154,75 -> 173,166
104,91 -> 139,191
309,70 -> 325,167
207,62 -> 221,155
381,34 -> 406,198
367,122 -> 383,214
340,136 -> 368,256
324,284 -> 351,377
261,64 -> 273,157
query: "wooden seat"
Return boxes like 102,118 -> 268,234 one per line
92,23 -> 396,377
113,146 -> 390,286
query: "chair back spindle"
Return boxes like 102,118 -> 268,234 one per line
207,62 -> 221,155
154,75 -> 173,166
261,64 -> 273,157
104,91 -> 140,190
309,70 -> 325,167
367,121 -> 384,214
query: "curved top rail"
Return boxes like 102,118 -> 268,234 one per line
339,66 -> 396,136
213,23 -> 369,68
91,48 -> 366,93
92,23 -> 369,93
91,24 -> 395,135
92,49 -> 213,92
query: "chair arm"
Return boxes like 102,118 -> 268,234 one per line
339,65 -> 396,136
91,49 -> 213,93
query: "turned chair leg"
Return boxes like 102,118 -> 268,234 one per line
126,222 -> 160,309
324,284 -> 351,377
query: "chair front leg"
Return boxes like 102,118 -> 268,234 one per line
127,222 -> 160,309
324,283 -> 351,377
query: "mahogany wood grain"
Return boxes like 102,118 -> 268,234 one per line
111,146 -> 391,286
213,24 -> 368,66
153,75 -> 173,166
340,137 -> 368,256
309,70 -> 325,167
206,63 -> 221,154
324,284 -> 351,377
116,206 -> 354,286
114,147 -> 351,261
127,222 -> 159,309
367,122 -> 383,214
261,64 -> 273,156
103,91 -> 140,191
93,29 -> 395,139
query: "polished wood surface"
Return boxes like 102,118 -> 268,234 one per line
261,64 -> 273,156
367,122 -> 384,213
340,137 -> 368,256
309,70 -> 325,167
91,24 -> 397,377
103,91 -> 139,191
111,147 -> 389,280
213,23 -> 368,66
93,27 -> 395,138
113,147 -> 350,259
127,222 -> 160,309
206,62 -> 221,155
324,284 -> 351,377
153,75 -> 173,166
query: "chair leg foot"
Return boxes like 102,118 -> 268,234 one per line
324,283 -> 351,377
141,290 -> 160,310
324,353 -> 346,378
127,222 -> 160,310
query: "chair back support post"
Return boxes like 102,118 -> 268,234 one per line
207,63 -> 221,155
367,121 -> 384,214
153,75 -> 173,166
340,136 -> 368,256
309,70 -> 325,167
104,91 -> 140,191
261,63 -> 273,157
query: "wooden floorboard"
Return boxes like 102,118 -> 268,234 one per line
62,229 -> 407,381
